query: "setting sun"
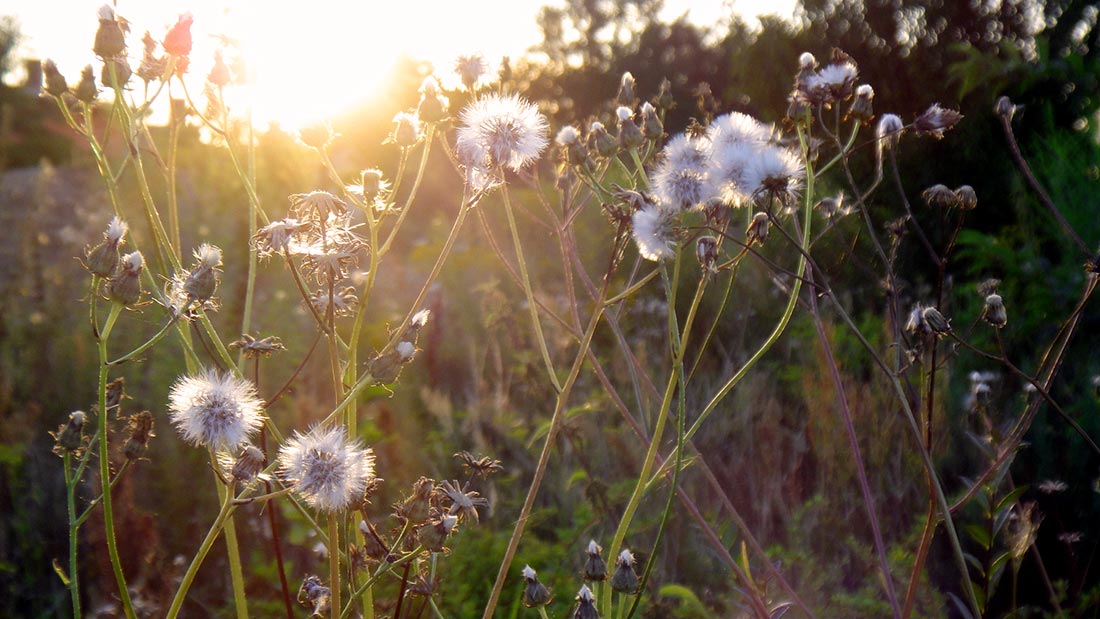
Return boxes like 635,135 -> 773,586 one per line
8,0 -> 792,129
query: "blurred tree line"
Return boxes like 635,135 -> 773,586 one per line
0,0 -> 1098,616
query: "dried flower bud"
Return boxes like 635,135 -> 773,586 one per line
921,184 -> 956,208
913,103 -> 963,138
417,76 -> 449,124
230,334 -> 286,358
557,126 -> 590,166
583,540 -> 607,582
655,77 -> 674,111
41,60 -> 68,97
815,193 -> 846,218
904,305 -> 927,339
106,251 -> 144,306
207,51 -> 231,87
574,585 -> 599,619
955,185 -> 977,210
163,13 -> 194,57
94,4 -> 126,59
617,71 -> 636,106
123,411 -> 154,461
182,244 -> 222,303
397,477 -> 435,524
52,411 -> 86,454
419,516 -> 456,553
610,549 -> 639,593
101,57 -> 131,88
522,565 -> 553,607
995,96 -> 1017,122
849,84 -> 874,122
86,217 -> 128,278
876,114 -> 904,153
640,101 -> 662,140
922,306 -> 951,336
617,107 -> 644,150
298,123 -> 333,149
982,293 -> 1007,328
391,112 -> 422,147
587,121 -> 618,158
297,576 -> 330,617
231,444 -> 265,483
746,212 -> 770,246
74,65 -> 98,103
359,520 -> 390,561
696,235 -> 719,275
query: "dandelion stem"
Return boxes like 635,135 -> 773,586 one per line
212,450 -> 251,619
107,316 -> 179,365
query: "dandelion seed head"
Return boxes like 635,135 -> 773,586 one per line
709,140 -> 760,206
631,204 -> 677,262
744,145 -> 804,203
653,165 -> 713,211
807,61 -> 858,92
662,133 -> 711,171
707,112 -> 771,148
556,126 -> 580,146
278,426 -> 375,512
168,370 -> 265,451
456,94 -> 549,172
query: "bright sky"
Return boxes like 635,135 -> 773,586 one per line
5,0 -> 795,128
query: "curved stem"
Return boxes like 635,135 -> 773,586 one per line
64,453 -> 82,619
165,491 -> 235,619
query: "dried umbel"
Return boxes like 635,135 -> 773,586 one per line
440,479 -> 490,523
583,539 -> 607,582
123,411 -> 154,461
252,218 -> 308,257
610,549 -> 640,593
522,565 -> 553,607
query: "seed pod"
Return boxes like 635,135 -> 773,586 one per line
982,293 -> 1007,328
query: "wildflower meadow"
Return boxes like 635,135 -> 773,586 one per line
1,2 -> 1099,619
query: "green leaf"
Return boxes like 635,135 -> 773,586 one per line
965,524 -> 992,551
657,584 -> 707,619
995,486 -> 1029,514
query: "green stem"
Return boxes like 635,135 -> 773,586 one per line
165,491 -> 235,619
481,298 -> 608,619
108,317 -> 179,365
64,453 -> 81,619
330,512 -> 341,619
97,303 -> 136,619
501,184 -> 561,392
212,451 -> 250,619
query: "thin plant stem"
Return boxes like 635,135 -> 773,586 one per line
501,184 -> 562,392
64,453 -> 81,619
212,451 -> 250,619
96,303 -> 136,619
481,295 -> 608,619
165,491 -> 235,619
330,512 -> 341,619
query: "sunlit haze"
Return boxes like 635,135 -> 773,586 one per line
6,0 -> 795,129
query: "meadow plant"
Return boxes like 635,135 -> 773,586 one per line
40,7 -> 1099,619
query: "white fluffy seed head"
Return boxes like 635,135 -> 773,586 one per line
277,426 -> 376,512
105,217 -> 127,243
617,549 -> 634,566
194,243 -> 222,269
555,125 -> 580,146
587,539 -> 601,554
522,565 -> 537,580
631,204 -> 677,262
456,94 -> 549,172
121,251 -> 143,271
168,369 -> 265,451
616,106 -> 633,122
577,585 -> 595,602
